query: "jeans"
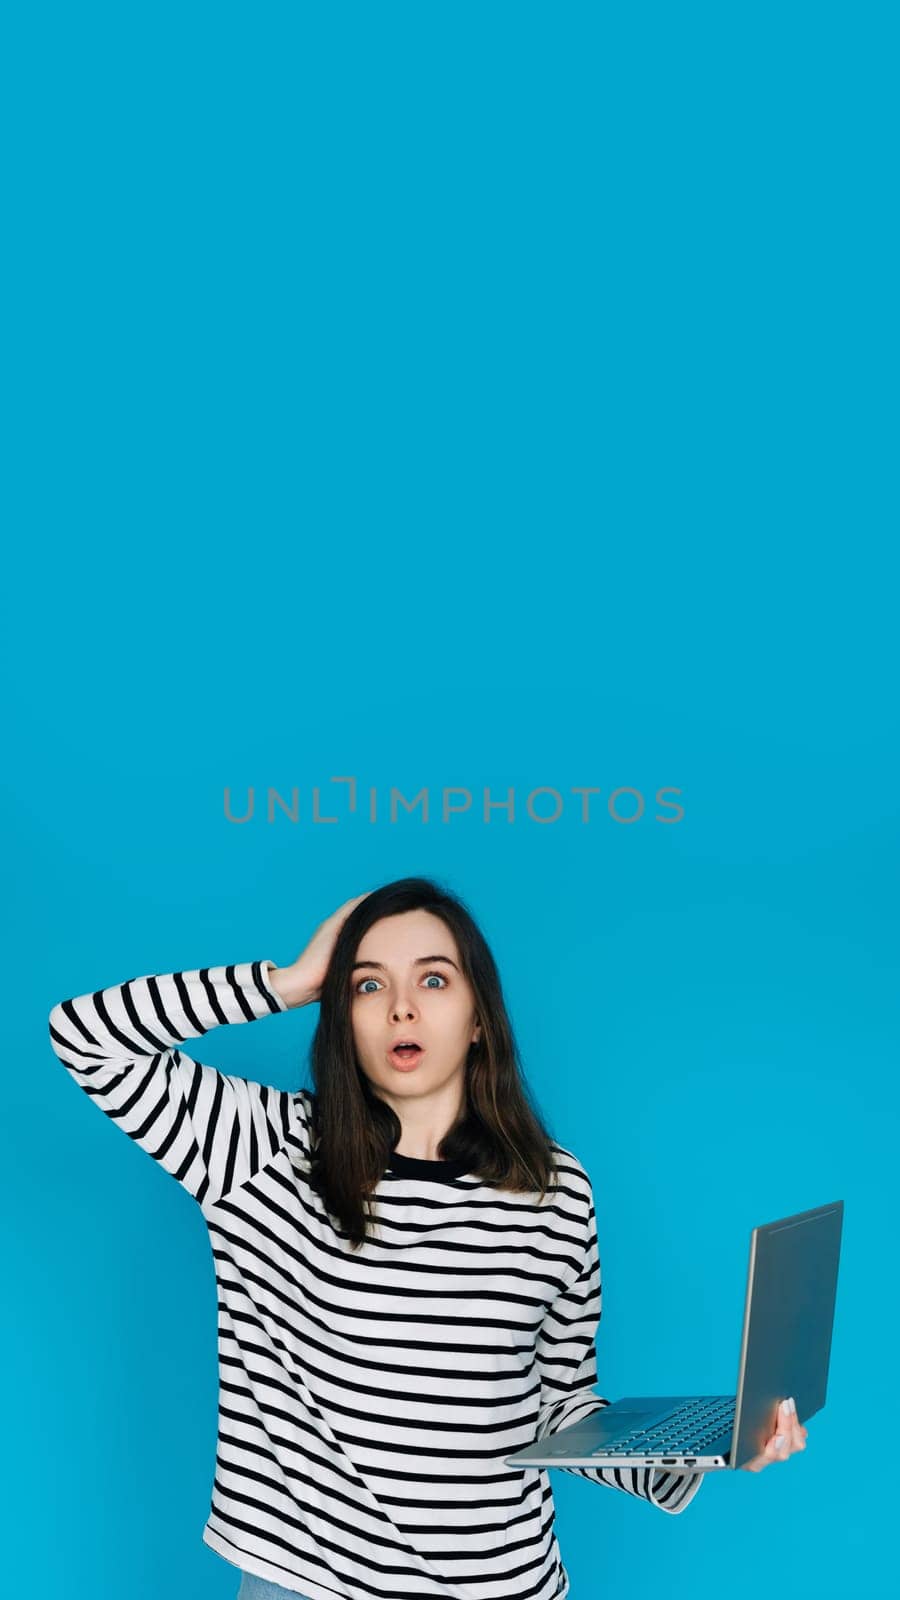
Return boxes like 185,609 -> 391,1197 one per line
236,1572 -> 314,1599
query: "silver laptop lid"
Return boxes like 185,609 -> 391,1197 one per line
730,1199 -> 843,1465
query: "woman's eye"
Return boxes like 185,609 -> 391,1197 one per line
354,971 -> 448,995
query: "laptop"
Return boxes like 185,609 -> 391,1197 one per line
505,1199 -> 843,1473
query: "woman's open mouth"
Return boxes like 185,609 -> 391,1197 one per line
387,1044 -> 426,1071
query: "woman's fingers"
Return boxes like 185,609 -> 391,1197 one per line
741,1399 -> 809,1470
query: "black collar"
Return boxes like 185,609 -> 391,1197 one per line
387,1150 -> 470,1180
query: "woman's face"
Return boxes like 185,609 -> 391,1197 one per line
350,909 -> 481,1104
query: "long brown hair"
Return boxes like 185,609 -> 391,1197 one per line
295,876 -> 562,1248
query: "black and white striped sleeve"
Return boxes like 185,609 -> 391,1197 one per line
534,1177 -> 705,1515
47,959 -> 294,1208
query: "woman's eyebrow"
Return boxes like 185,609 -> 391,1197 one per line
351,955 -> 460,973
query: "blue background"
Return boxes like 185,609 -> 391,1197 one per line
3,2 -> 896,1596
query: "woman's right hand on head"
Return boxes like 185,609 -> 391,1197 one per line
269,892 -> 373,1007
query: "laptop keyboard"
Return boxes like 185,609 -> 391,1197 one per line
594,1395 -> 735,1456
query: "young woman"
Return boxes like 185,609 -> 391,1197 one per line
48,876 -> 805,1600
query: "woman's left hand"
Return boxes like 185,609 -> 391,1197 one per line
741,1397 -> 809,1471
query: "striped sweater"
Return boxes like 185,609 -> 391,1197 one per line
47,958 -> 704,1600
